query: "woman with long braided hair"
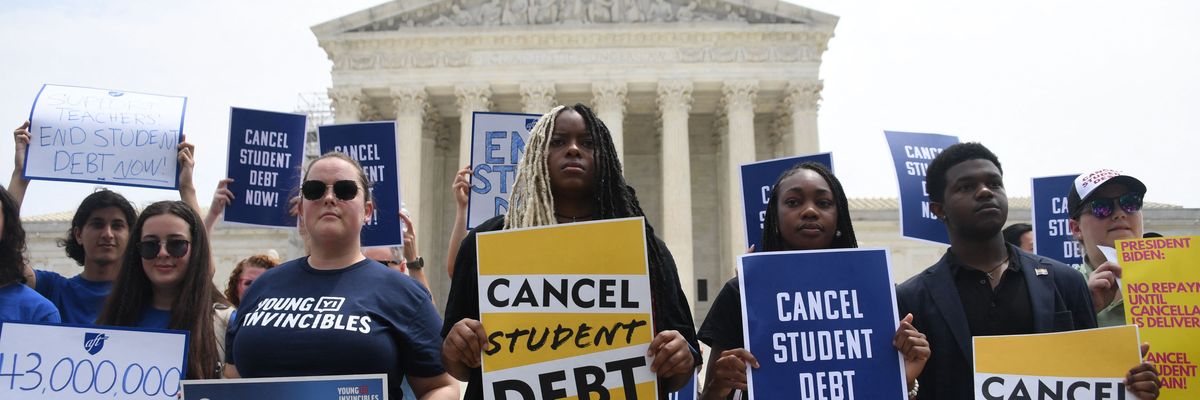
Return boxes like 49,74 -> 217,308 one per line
442,104 -> 701,399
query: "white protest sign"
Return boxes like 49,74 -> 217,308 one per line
25,84 -> 186,189
0,321 -> 189,400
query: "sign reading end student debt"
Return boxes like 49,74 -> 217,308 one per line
468,112 -> 539,229
318,122 -> 402,248
477,218 -> 656,400
25,84 -> 187,189
224,107 -> 306,228
884,131 -> 959,244
1118,235 -> 1200,398
738,249 -> 906,400
1032,174 -> 1083,268
0,321 -> 189,400
973,325 -> 1142,400
739,153 -> 833,251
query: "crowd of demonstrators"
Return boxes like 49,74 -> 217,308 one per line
895,143 -> 1160,399
1002,222 -> 1034,252
698,161 -> 930,400
224,152 -> 458,398
441,104 -> 702,399
2,113 -> 1172,400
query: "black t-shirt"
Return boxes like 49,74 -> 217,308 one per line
697,277 -> 743,351
949,248 -> 1034,336
228,257 -> 445,399
442,215 -> 702,400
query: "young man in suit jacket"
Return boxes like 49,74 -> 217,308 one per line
895,142 -> 1160,399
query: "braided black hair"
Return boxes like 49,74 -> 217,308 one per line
761,161 -> 858,251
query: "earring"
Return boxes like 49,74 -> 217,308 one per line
835,230 -> 842,238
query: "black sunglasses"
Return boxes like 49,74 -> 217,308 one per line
1084,192 -> 1143,219
301,180 -> 359,201
373,259 -> 401,267
138,239 -> 190,260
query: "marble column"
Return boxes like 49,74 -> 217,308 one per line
721,80 -> 758,283
329,87 -> 365,124
520,82 -> 557,114
784,80 -> 822,155
455,83 -> 492,168
657,80 -> 695,311
391,85 -> 427,250
592,81 -> 627,163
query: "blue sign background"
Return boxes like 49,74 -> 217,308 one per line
318,122 -> 402,248
739,153 -> 834,251
183,374 -> 386,400
884,131 -> 960,244
224,107 -> 306,228
467,112 -> 540,229
1032,174 -> 1083,268
739,249 -> 906,400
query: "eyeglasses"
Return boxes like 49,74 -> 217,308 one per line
373,259 -> 401,267
301,180 -> 359,201
138,239 -> 191,260
1083,192 -> 1143,219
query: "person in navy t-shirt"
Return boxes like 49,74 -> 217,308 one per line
225,152 -> 458,400
96,201 -> 222,380
0,184 -> 59,323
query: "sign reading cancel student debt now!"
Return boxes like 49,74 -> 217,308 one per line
1118,235 -> 1200,398
476,217 -> 656,400
884,131 -> 959,245
25,84 -> 187,189
973,325 -> 1142,399
739,249 -> 906,400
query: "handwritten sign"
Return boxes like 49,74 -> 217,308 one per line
0,321 -> 188,400
884,131 -> 959,244
182,373 -> 387,400
317,122 -> 402,248
973,326 -> 1142,399
468,112 -> 540,229
477,218 -> 656,400
224,107 -> 306,228
739,153 -> 834,251
739,249 -> 906,400
1119,236 -> 1200,398
1031,174 -> 1082,267
24,84 -> 187,189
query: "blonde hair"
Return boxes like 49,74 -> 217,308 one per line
505,105 -> 567,229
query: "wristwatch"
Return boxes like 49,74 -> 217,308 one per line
407,257 -> 425,270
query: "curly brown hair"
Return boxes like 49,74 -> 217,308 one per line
223,254 -> 279,307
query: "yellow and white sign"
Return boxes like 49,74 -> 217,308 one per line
477,217 -> 657,400
973,325 -> 1142,400
1119,235 -> 1200,399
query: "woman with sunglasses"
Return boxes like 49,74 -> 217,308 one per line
698,162 -> 930,400
96,201 -> 221,379
441,104 -> 701,399
1067,169 -> 1147,327
224,152 -> 458,399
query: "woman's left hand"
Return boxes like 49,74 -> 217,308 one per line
648,330 -> 694,378
177,136 -> 195,187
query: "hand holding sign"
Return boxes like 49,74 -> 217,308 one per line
1088,260 -> 1123,314
706,348 -> 759,398
893,313 -> 930,390
443,318 -> 488,371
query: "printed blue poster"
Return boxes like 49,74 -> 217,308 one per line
318,122 -> 402,248
740,153 -> 834,251
468,112 -> 540,229
668,374 -> 697,400
738,249 -> 906,400
884,131 -> 960,244
182,374 -> 387,400
224,107 -> 306,228
1032,174 -> 1083,268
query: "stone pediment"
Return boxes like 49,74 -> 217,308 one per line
313,0 -> 837,35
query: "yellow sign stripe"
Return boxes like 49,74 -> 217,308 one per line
973,325 -> 1141,378
482,312 -> 654,371
477,218 -> 647,276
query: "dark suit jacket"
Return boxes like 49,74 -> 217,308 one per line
896,244 -> 1097,399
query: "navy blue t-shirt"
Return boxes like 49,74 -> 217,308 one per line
34,270 -> 112,324
0,283 -> 61,323
227,257 -> 445,399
